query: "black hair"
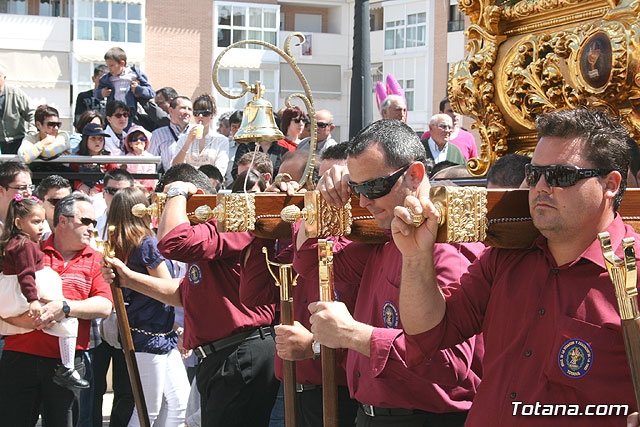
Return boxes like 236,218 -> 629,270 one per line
321,141 -> 349,161
158,164 -> 215,195
0,162 -> 31,188
106,100 -> 130,117
486,154 -> 531,188
536,107 -> 630,210
35,175 -> 71,200
34,105 -> 59,125
231,169 -> 266,193
157,87 -> 178,101
198,165 -> 223,192
94,65 -> 108,78
229,110 -> 243,125
169,96 -> 191,110
104,169 -> 134,188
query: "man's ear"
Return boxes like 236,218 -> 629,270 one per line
195,188 -> 205,195
406,162 -> 425,189
263,172 -> 272,184
330,124 -> 335,132
603,170 -> 622,202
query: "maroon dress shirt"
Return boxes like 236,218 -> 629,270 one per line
407,215 -> 638,426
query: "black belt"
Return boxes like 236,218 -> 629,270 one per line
194,326 -> 272,359
296,383 -> 321,393
359,403 -> 424,417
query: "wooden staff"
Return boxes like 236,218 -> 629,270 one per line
103,225 -> 150,427
598,233 -> 640,410
318,240 -> 338,427
262,247 -> 299,427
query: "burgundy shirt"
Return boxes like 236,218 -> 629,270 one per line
157,220 -> 276,350
293,225 -> 485,412
3,236 -> 44,302
4,235 -> 113,358
240,236 -> 359,386
406,215 -> 638,426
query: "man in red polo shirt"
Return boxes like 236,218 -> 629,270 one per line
0,193 -> 113,426
393,108 -> 639,426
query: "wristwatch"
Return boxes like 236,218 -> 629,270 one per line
62,300 -> 71,318
312,340 -> 321,360
166,187 -> 188,199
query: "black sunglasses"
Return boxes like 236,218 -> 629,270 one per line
130,136 -> 148,143
46,197 -> 61,206
348,163 -> 414,200
525,164 -> 611,188
46,121 -> 62,128
103,186 -> 121,195
113,112 -> 129,119
194,110 -> 212,117
292,118 -> 304,124
64,215 -> 97,227
317,122 -> 332,129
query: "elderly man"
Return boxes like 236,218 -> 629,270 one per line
297,109 -> 337,154
421,98 -> 478,161
394,108 -> 638,426
294,119 -> 483,426
0,64 -> 35,154
380,95 -> 407,122
422,114 -> 466,166
0,193 -> 112,426
149,96 -> 193,172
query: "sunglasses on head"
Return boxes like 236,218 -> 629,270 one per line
46,121 -> 62,128
64,215 -> 97,227
112,112 -> 129,119
130,136 -> 147,143
317,122 -> 332,129
194,110 -> 212,117
348,163 -> 414,200
103,186 -> 121,195
524,164 -> 611,188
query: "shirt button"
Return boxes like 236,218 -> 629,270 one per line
552,268 -> 559,274
538,308 -> 545,315
525,350 -> 532,357
303,298 -> 307,303
510,392 -> 517,399
356,371 -> 361,377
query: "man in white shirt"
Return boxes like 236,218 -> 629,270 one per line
422,114 -> 466,166
149,96 -> 193,172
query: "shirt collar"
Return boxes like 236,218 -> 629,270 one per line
428,137 -> 448,155
42,233 -> 94,259
533,214 -> 628,270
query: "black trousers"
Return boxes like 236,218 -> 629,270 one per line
91,341 -> 133,427
196,330 -> 279,427
297,385 -> 358,427
355,406 -> 467,427
0,350 -> 85,427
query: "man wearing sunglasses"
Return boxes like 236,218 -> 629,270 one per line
0,193 -> 112,426
394,108 -> 638,426
0,161 -> 33,229
292,120 -> 483,426
35,174 -> 72,240
17,104 -> 71,164
296,109 -> 338,154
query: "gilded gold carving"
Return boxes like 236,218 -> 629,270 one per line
316,195 -> 352,237
453,0 -> 640,172
431,187 -> 487,243
220,194 -> 256,232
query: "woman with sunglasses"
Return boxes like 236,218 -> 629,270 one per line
104,100 -> 131,156
171,94 -> 229,175
124,125 -> 157,193
277,106 -> 307,151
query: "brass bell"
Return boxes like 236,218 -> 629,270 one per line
234,81 -> 284,143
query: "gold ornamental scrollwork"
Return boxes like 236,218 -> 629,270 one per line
215,194 -> 256,232
430,186 -> 488,243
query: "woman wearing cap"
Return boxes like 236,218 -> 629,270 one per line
124,125 -> 157,193
71,123 -> 119,196
171,94 -> 229,175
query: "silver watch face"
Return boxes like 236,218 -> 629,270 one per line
313,341 -> 321,354
167,187 -> 185,197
